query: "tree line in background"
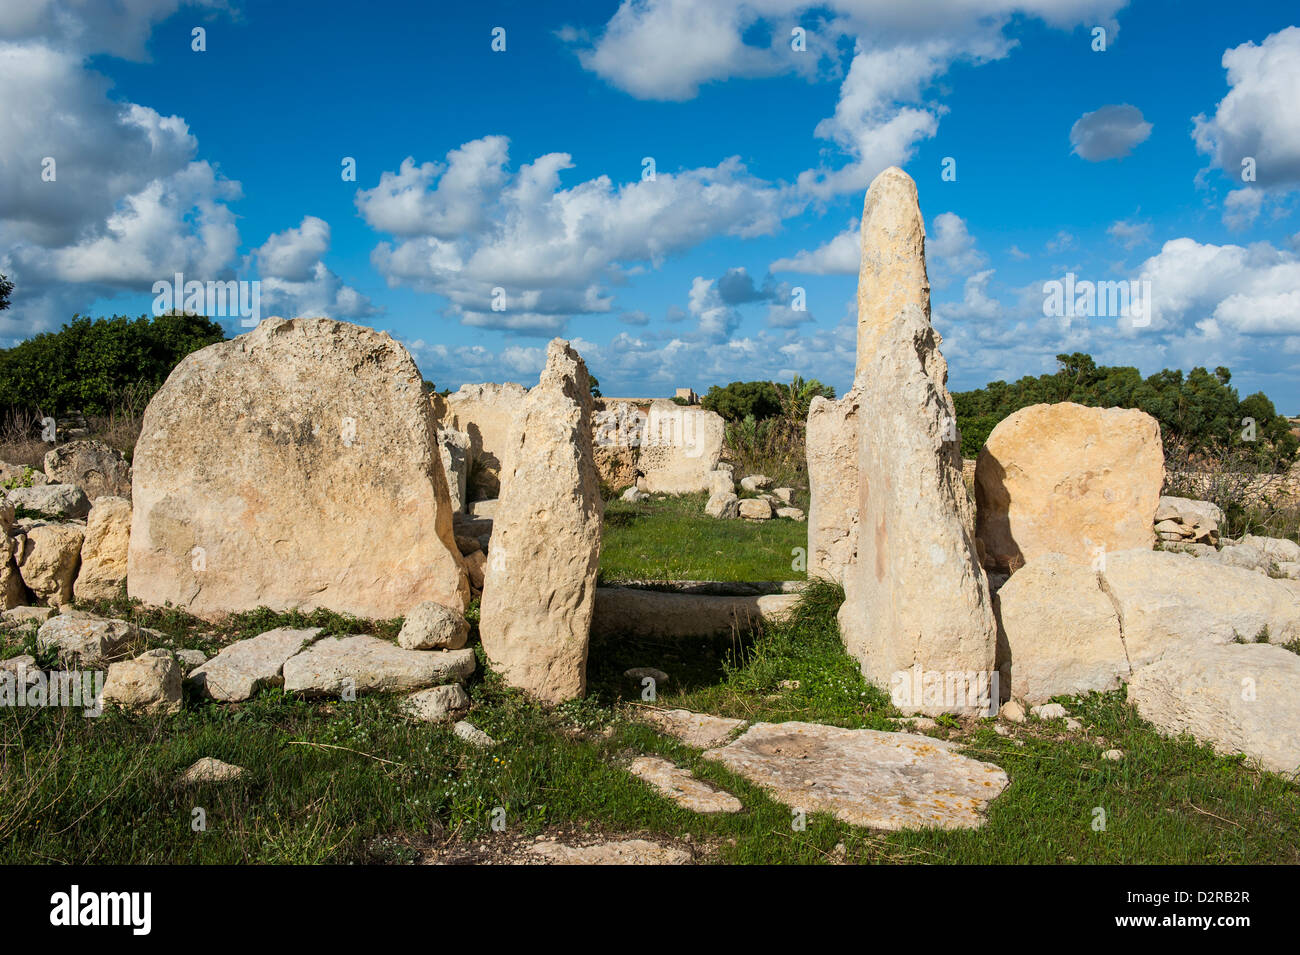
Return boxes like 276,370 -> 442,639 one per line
953,353 -> 1298,469
0,297 -> 1292,476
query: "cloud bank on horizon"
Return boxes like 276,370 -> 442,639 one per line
2,1 -> 1299,409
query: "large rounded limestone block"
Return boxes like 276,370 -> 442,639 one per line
128,317 -> 468,620
975,402 -> 1164,573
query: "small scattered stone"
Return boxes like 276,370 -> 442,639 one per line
404,684 -> 470,722
1065,718 -> 1082,731
178,757 -> 247,786
2,605 -> 57,625
36,612 -> 134,666
453,720 -> 496,748
705,493 -> 739,519
1102,749 -> 1124,761
739,474 -> 771,492
397,601 -> 469,651
999,701 -> 1026,723
738,498 -> 772,520
624,667 -> 668,686
101,648 -> 183,715
1031,703 -> 1068,720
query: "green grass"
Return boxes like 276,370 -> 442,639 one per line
3,578 -> 1297,864
599,492 -> 808,583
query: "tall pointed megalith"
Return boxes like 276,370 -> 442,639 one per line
836,167 -> 997,715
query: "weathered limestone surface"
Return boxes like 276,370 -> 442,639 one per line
479,340 -> 603,703
281,634 -> 476,696
975,402 -> 1164,572
525,838 -> 690,865
1100,549 -> 1300,667
994,554 -> 1128,704
36,612 -> 134,665
102,648 -> 182,715
397,600 -> 469,650
189,627 -> 323,702
436,382 -> 529,500
402,683 -> 470,722
43,440 -> 132,501
7,484 -> 90,520
837,167 -> 996,713
178,757 -> 247,786
128,317 -> 467,621
17,522 -> 83,606
437,428 -> 471,513
637,401 -> 725,494
855,168 -> 930,371
1129,641 -> 1300,774
806,388 -> 861,583
703,722 -> 1008,829
638,708 -> 747,748
1155,496 -> 1223,544
0,503 -> 27,609
627,756 -> 743,813
74,496 -> 131,602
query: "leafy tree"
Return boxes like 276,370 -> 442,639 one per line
701,380 -> 783,422
589,375 -> 602,399
0,312 -> 226,417
0,274 -> 11,312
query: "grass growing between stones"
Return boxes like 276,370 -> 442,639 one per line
600,492 -> 807,583
3,581 -> 1297,864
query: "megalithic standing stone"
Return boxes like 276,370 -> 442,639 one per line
837,166 -> 997,715
855,167 -> 931,376
479,339 -> 604,703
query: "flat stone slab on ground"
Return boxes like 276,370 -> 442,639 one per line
627,756 -> 743,813
189,627 -> 322,701
525,838 -> 690,865
638,708 -> 747,748
702,721 -> 1008,830
281,635 -> 475,696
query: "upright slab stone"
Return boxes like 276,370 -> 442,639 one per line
74,496 -> 131,602
128,317 -> 468,620
837,167 -> 996,714
479,340 -> 603,703
636,401 -> 725,494
975,402 -> 1164,572
435,382 -> 529,500
806,388 -> 861,583
437,428 -> 471,513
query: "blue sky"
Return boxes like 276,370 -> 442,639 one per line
2,1 -> 1299,409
